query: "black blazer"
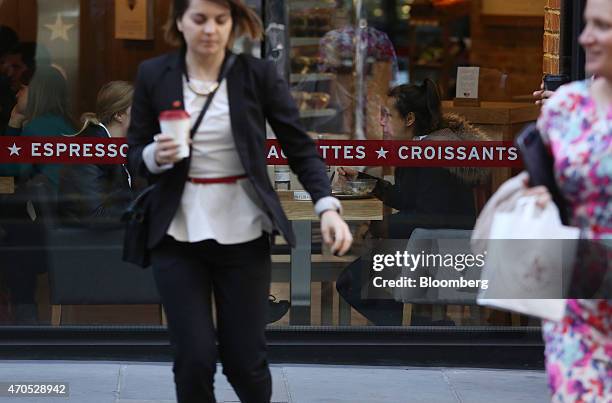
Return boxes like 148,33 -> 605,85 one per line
127,51 -> 331,248
59,124 -> 133,228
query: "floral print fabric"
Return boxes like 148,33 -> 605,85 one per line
537,80 -> 612,403
318,26 -> 398,73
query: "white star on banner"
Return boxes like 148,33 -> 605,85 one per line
8,143 -> 21,156
376,147 -> 388,159
45,14 -> 73,41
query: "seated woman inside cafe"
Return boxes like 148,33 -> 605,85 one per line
58,81 -> 134,228
338,78 -> 490,238
4,65 -> 76,190
336,79 -> 490,326
0,65 -> 75,325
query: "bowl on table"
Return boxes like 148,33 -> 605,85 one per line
343,179 -> 377,197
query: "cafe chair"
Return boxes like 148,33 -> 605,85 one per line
397,228 -> 521,326
393,228 -> 473,325
28,181 -> 162,326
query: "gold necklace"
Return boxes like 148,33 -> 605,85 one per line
185,74 -> 219,96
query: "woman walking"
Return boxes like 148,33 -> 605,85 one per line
127,1 -> 352,402
535,0 -> 611,400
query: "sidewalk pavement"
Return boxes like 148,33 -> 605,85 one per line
0,360 -> 549,403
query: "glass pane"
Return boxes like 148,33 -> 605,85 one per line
0,0 -> 556,331
267,0 -> 547,329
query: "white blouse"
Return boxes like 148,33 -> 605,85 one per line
142,76 -> 342,245
166,77 -> 273,244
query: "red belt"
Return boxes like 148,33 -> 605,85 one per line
188,175 -> 247,184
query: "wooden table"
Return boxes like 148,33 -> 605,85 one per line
442,101 -> 541,191
278,190 -> 383,221
0,177 -> 15,194
277,191 -> 383,325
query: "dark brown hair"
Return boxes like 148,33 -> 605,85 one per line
164,0 -> 263,48
388,79 -> 443,136
25,65 -> 74,129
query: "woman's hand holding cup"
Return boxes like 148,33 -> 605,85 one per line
153,133 -> 182,165
157,109 -> 191,163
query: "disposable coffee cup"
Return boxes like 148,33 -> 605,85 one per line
159,110 -> 191,159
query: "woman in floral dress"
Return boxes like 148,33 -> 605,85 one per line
535,1 -> 611,401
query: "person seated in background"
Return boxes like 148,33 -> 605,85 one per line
335,79 -> 491,326
0,64 -> 74,325
338,79 -> 490,239
1,42 -> 38,90
58,81 -> 134,228
4,65 -> 76,190
1,39 -> 52,135
0,25 -> 20,133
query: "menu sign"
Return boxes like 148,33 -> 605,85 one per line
115,0 -> 154,40
456,67 -> 480,100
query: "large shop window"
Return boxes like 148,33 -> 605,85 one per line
0,0 -> 547,330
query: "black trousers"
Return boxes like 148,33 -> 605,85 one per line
151,234 -> 272,403
336,257 -> 404,326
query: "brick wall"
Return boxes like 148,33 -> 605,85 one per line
543,0 -> 561,74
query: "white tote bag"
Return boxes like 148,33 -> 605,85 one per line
477,196 -> 580,321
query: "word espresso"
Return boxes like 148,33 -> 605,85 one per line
31,142 -> 127,158
371,251 -> 489,291
1,136 -> 127,164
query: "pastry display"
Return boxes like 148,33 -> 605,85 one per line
291,56 -> 323,75
289,4 -> 339,127
291,91 -> 331,111
290,10 -> 333,37
308,92 -> 331,110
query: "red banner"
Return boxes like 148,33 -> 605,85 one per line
0,137 -> 522,167
0,136 -> 128,164
268,140 -> 521,167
